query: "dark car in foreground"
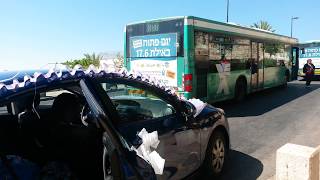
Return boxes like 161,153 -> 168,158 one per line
0,69 -> 229,179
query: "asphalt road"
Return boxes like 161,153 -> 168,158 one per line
215,80 -> 320,180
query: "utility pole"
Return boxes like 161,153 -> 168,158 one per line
291,16 -> 299,37
227,0 -> 229,22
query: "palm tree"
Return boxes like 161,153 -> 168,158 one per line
83,53 -> 102,62
63,53 -> 102,69
251,21 -> 275,32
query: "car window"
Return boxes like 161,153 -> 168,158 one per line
100,83 -> 175,123
39,89 -> 74,107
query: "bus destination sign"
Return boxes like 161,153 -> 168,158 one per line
300,47 -> 320,58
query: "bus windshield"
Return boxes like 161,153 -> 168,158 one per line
126,18 -> 184,58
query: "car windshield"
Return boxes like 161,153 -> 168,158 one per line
100,82 -> 175,123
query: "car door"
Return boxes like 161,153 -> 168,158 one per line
80,78 -> 157,180
96,78 -> 201,179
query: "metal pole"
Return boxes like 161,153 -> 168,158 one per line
227,0 -> 229,22
290,17 -> 293,37
291,17 -> 299,38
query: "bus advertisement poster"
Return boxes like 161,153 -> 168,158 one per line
130,57 -> 178,87
129,33 -> 177,58
299,47 -> 320,69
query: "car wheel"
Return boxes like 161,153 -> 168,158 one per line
235,79 -> 246,101
204,131 -> 227,177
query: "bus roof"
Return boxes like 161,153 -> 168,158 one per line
126,16 -> 298,45
300,40 -> 320,44
299,40 -> 320,48
126,16 -> 186,25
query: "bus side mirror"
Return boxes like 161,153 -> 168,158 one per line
301,48 -> 305,54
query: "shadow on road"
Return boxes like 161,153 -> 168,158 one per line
219,150 -> 263,180
214,82 -> 320,117
199,150 -> 263,180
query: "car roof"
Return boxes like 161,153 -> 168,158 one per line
0,67 -> 179,104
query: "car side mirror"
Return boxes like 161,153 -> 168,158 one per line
181,101 -> 196,119
181,101 -> 203,129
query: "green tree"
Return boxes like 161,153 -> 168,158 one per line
264,43 -> 282,57
83,53 -> 102,63
251,21 -> 275,32
251,21 -> 280,58
63,53 -> 102,69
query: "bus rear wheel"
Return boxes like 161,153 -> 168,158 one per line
235,79 -> 247,101
281,72 -> 290,88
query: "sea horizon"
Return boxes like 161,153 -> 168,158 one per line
0,69 -> 49,82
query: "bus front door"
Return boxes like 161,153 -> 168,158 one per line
291,47 -> 299,80
251,42 -> 264,90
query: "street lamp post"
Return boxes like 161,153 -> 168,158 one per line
226,0 -> 229,22
291,16 -> 299,38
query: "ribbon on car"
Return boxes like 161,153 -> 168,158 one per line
188,98 -> 207,117
130,128 -> 165,175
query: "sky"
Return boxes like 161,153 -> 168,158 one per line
0,0 -> 319,70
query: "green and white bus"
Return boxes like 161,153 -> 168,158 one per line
299,40 -> 320,77
124,16 -> 299,103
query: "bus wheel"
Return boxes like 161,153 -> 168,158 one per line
235,78 -> 246,101
281,72 -> 290,88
